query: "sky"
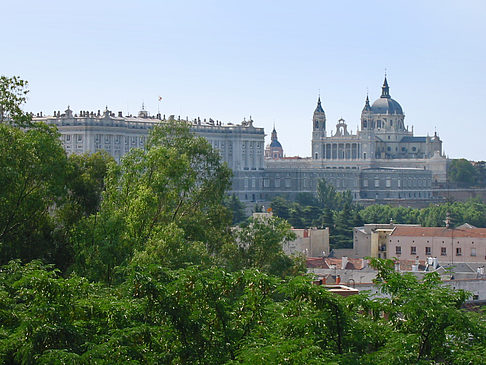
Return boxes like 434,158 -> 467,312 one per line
2,0 -> 486,160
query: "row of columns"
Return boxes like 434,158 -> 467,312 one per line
322,143 -> 362,160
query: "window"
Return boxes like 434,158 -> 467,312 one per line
66,135 -> 71,141
263,178 -> 270,188
471,248 -> 477,256
441,247 -> 447,256
425,247 -> 431,256
363,179 -> 368,187
386,178 -> 391,188
375,179 -> 380,187
275,179 -> 280,188
456,247 -> 462,256
396,246 -> 401,255
411,246 -> 416,255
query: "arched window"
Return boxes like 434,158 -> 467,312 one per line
315,121 -> 319,129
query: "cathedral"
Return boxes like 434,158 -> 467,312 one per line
311,77 -> 442,161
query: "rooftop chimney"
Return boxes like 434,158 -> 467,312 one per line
341,256 -> 348,270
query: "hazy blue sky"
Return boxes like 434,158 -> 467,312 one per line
3,0 -> 485,160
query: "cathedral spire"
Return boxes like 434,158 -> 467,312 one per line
271,125 -> 278,141
363,93 -> 371,111
315,96 -> 324,113
381,76 -> 390,98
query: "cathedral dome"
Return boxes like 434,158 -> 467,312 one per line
370,97 -> 403,115
270,139 -> 282,148
370,76 -> 403,115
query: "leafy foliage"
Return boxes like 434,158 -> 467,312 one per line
0,76 -> 31,126
448,158 -> 478,187
0,123 -> 67,264
1,259 -> 484,364
224,193 -> 247,225
224,216 -> 302,277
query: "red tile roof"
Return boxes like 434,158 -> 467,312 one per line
391,226 -> 486,239
306,257 -> 367,270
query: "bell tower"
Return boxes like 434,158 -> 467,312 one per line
312,96 -> 326,159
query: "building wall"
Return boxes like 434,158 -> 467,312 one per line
389,234 -> 486,263
284,228 -> 330,257
34,103 -> 446,205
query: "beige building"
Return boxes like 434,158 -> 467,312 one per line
352,223 -> 421,259
284,228 -> 329,257
389,225 -> 486,263
332,223 -> 419,259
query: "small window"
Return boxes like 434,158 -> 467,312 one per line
375,179 -> 380,187
441,247 -> 447,256
411,246 -> 416,255
471,248 -> 477,256
425,247 -> 431,256
456,247 -> 462,256
396,246 -> 402,255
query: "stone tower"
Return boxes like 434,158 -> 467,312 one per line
265,126 -> 284,159
312,96 -> 326,159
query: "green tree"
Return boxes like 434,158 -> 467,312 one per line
271,196 -> 292,220
364,258 -> 485,364
317,179 -> 338,210
0,123 -> 67,264
224,193 -> 247,225
225,216 -> 301,277
0,75 -> 31,126
72,121 -> 232,282
331,203 -> 354,249
448,158 -> 477,187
